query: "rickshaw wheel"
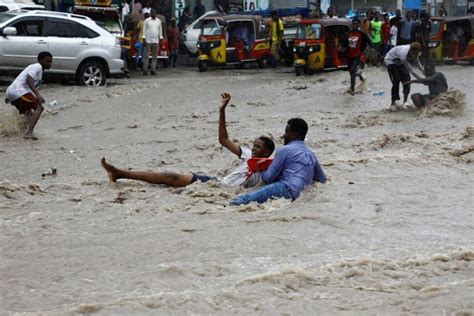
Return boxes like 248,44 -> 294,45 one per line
258,58 -> 266,69
162,59 -> 170,68
295,67 -> 303,76
199,61 -> 208,72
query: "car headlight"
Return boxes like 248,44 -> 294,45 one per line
428,42 -> 439,48
197,43 -> 201,48
309,47 -> 314,52
210,43 -> 214,48
293,47 -> 296,52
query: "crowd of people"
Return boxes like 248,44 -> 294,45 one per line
2,4 -> 463,206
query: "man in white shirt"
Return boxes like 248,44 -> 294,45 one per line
100,93 -> 275,187
142,9 -> 163,75
384,42 -> 424,111
5,51 -> 53,140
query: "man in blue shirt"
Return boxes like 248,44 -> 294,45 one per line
230,118 -> 326,206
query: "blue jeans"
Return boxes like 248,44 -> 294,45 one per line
230,182 -> 294,206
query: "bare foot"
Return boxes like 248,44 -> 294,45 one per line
23,133 -> 38,140
101,157 -> 119,182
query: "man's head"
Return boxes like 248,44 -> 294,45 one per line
144,12 -> 150,19
327,7 -> 334,17
374,12 -> 381,21
383,13 -> 389,22
170,17 -> 176,26
150,9 -> 157,19
37,51 -> 52,70
252,136 -> 275,157
406,10 -> 413,19
424,63 -> 436,76
351,18 -> 360,30
396,9 -> 401,18
283,118 -> 308,145
271,10 -> 278,21
420,11 -> 430,21
408,42 -> 421,60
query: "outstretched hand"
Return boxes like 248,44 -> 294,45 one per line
220,92 -> 231,111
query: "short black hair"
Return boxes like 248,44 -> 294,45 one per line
287,118 -> 308,141
257,136 -> 275,155
352,17 -> 360,23
37,51 -> 52,61
271,10 -> 278,17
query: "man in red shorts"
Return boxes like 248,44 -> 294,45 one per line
5,51 -> 53,140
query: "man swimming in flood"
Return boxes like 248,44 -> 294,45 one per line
101,93 -> 275,187
403,63 -> 448,109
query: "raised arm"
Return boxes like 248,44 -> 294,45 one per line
218,93 -> 242,157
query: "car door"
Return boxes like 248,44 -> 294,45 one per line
44,18 -> 92,73
2,17 -> 47,69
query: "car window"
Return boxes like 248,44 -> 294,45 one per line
0,13 -> 17,24
193,20 -> 203,29
45,18 -> 99,38
0,6 -> 9,12
10,18 -> 44,36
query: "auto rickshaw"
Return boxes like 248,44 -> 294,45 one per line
197,15 -> 271,72
293,18 -> 352,76
429,15 -> 474,64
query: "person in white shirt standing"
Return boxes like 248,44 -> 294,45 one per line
5,51 -> 53,140
142,9 -> 163,75
384,42 -> 424,112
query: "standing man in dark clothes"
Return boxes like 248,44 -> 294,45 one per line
416,11 -> 432,65
193,0 -> 205,19
167,17 -> 180,67
404,63 -> 448,109
399,10 -> 416,45
343,18 -> 369,95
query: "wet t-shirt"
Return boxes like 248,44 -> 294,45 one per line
221,147 -> 261,187
345,31 -> 366,59
425,72 -> 448,96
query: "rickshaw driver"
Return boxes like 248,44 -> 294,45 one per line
101,93 -> 275,188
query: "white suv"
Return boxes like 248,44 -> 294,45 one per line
0,10 -> 124,86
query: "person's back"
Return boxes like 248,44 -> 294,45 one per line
426,71 -> 448,96
267,140 -> 324,199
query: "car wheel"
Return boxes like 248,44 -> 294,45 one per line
77,61 -> 106,86
198,61 -> 208,72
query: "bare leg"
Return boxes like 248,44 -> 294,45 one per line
100,158 -> 193,187
24,104 -> 44,140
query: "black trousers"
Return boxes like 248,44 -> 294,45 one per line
387,64 -> 411,103
347,56 -> 362,91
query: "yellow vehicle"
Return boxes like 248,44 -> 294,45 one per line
197,15 -> 271,71
429,15 -> 474,64
293,18 -> 352,75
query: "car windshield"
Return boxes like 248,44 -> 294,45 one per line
296,23 -> 322,39
201,19 -> 222,36
430,20 -> 441,35
0,12 -> 17,24
73,9 -> 121,34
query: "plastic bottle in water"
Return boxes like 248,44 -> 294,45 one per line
48,100 -> 58,108
373,90 -> 385,96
